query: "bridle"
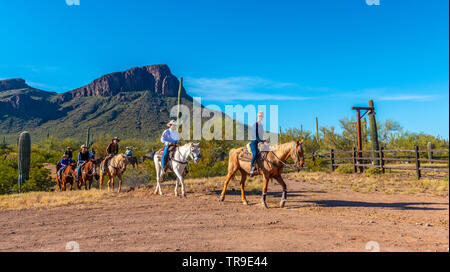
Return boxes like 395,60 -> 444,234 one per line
172,144 -> 201,165
264,142 -> 304,170
109,156 -> 127,173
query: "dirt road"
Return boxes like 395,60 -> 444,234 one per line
0,176 -> 448,252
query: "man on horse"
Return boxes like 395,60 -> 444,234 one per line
160,120 -> 180,174
125,147 -> 133,157
64,146 -> 73,160
57,154 -> 71,180
249,111 -> 268,176
76,144 -> 90,183
103,137 -> 120,170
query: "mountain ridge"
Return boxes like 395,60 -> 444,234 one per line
0,64 -> 196,141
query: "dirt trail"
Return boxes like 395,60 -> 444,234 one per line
0,177 -> 448,252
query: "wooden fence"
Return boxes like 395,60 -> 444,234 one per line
309,146 -> 449,179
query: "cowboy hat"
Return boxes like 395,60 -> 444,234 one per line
112,137 -> 120,142
167,120 -> 177,127
80,144 -> 87,149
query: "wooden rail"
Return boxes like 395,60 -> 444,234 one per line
308,146 -> 449,179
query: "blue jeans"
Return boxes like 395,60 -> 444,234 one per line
250,140 -> 259,167
162,145 -> 170,169
76,163 -> 84,180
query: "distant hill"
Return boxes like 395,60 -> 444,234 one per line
0,65 -> 204,142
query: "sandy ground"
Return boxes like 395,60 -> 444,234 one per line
0,173 -> 448,252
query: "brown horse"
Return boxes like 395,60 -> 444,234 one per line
219,141 -> 304,208
77,158 -> 102,190
57,161 -> 77,191
99,154 -> 128,192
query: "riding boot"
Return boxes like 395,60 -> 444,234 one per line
249,165 -> 257,177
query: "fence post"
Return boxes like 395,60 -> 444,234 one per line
379,147 -> 385,174
330,149 -> 335,171
427,142 -> 433,164
414,145 -> 421,180
352,147 -> 357,173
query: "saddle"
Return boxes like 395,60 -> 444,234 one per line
155,145 -> 177,161
238,142 -> 272,162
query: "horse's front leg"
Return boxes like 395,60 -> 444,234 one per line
261,174 -> 270,209
274,175 -> 287,208
173,166 -> 185,197
118,174 -> 123,193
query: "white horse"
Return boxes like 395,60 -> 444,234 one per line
154,142 -> 201,197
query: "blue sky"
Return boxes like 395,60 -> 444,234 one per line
0,0 -> 448,138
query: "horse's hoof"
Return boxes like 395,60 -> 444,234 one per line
261,202 -> 269,209
219,196 -> 224,202
243,201 -> 249,206
280,200 -> 286,208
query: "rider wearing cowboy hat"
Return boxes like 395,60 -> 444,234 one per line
103,137 -> 120,169
160,120 -> 180,173
64,146 -> 73,160
76,144 -> 90,182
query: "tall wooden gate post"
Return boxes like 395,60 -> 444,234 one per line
379,147 -> 385,174
330,149 -> 335,171
414,146 -> 421,180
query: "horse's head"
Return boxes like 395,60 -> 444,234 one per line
119,154 -> 129,172
189,142 -> 201,163
290,140 -> 305,170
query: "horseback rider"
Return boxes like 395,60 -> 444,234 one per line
76,144 -> 90,182
90,147 -> 96,159
103,137 -> 120,170
125,147 -> 133,157
64,146 -> 73,160
160,120 -> 180,173
57,154 -> 71,179
249,111 -> 268,176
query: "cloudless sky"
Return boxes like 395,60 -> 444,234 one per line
0,0 -> 448,137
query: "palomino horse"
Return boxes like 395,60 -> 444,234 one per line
57,161 -> 77,191
99,154 -> 128,192
154,142 -> 201,197
77,158 -> 102,190
219,141 -> 304,208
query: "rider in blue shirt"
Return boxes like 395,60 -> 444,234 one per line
58,154 -> 71,178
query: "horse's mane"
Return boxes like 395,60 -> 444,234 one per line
274,141 -> 296,152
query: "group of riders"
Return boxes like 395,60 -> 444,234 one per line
56,137 -> 134,182
57,110 -> 268,181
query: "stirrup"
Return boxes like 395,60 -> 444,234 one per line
249,166 -> 257,176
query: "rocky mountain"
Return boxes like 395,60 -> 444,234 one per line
0,64 -> 197,142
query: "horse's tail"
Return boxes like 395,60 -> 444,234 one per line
226,148 -> 243,181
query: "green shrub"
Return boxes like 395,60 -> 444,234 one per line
365,167 -> 383,176
14,166 -> 55,193
305,157 -> 329,172
336,164 -> 354,174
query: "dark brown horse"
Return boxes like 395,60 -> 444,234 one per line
57,161 -> 77,191
77,158 -> 102,190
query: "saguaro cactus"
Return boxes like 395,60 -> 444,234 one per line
18,131 -> 31,192
85,127 -> 91,148
368,100 -> 379,165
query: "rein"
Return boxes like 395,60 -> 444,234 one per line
172,147 -> 189,165
264,142 -> 304,170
